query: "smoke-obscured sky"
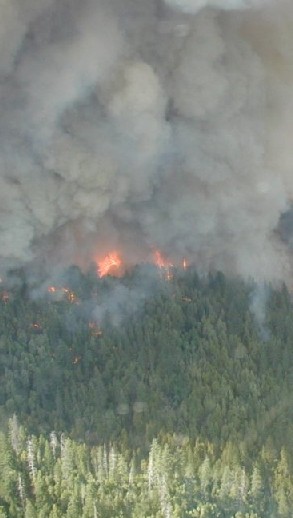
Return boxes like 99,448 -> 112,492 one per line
1,0 -> 293,281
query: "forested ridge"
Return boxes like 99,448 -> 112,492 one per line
0,266 -> 293,516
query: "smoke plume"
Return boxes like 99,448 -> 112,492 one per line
0,0 -> 293,282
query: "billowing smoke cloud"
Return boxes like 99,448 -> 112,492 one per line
0,0 -> 293,282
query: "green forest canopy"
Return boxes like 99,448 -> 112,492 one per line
0,266 -> 292,516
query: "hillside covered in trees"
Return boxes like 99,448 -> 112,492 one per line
0,266 -> 293,516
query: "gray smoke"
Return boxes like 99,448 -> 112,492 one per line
250,283 -> 270,340
0,0 -> 293,282
164,0 -> 266,13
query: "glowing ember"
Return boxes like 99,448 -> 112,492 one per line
166,269 -> 173,281
47,286 -> 78,303
31,322 -> 43,333
88,322 -> 103,337
1,291 -> 10,303
98,251 -> 122,277
63,288 -> 78,303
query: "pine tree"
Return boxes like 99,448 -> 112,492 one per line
24,500 -> 37,518
27,437 -> 36,481
198,456 -> 211,498
250,464 -> 263,502
8,415 -> 24,455
0,432 -> 18,511
273,448 -> 293,517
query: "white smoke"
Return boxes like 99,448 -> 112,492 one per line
0,0 -> 292,283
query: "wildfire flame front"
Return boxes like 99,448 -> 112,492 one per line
98,251 -> 122,278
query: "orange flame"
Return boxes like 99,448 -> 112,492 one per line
98,251 -> 122,277
182,258 -> 189,270
153,250 -> 173,280
153,250 -> 173,269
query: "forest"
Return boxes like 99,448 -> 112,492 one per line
0,265 -> 292,517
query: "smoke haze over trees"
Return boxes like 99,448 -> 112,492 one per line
1,0 -> 293,281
